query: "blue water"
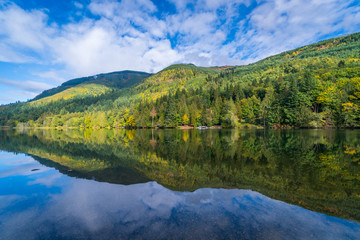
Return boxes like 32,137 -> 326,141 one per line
0,151 -> 359,240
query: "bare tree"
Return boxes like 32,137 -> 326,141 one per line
150,106 -> 157,127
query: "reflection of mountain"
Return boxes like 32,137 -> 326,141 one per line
0,129 -> 359,221
31,155 -> 149,185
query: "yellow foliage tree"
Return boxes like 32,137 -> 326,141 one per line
182,114 -> 189,125
126,115 -> 136,128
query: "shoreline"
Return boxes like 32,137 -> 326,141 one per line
2,126 -> 360,130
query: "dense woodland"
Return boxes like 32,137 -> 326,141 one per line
1,32 -> 360,128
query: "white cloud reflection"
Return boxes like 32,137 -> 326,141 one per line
0,177 -> 359,240
0,151 -> 359,239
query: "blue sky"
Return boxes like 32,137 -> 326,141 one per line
0,0 -> 359,104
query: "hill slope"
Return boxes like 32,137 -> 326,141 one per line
32,70 -> 151,102
1,32 -> 360,128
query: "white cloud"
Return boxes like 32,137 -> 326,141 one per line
0,95 -> 18,104
143,40 -> 183,72
33,70 -> 66,83
88,0 -> 119,18
0,0 -> 252,78
74,2 -> 84,9
0,78 -> 53,92
0,42 -> 36,63
0,90 -> 39,104
0,5 -> 46,49
179,12 -> 218,38
89,0 -> 157,19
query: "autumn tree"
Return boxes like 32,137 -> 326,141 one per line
126,115 -> 136,128
182,113 -> 189,125
150,106 -> 157,127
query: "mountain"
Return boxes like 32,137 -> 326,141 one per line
1,32 -> 360,128
31,70 -> 151,104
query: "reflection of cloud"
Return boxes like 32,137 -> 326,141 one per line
0,151 -> 18,160
1,177 -> 359,240
0,154 -> 49,178
0,152 -> 359,239
45,181 -> 183,232
28,172 -> 63,187
0,195 -> 23,209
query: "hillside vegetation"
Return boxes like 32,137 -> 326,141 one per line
1,32 -> 360,128
32,70 -> 151,101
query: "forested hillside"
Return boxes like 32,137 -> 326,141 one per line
32,70 -> 151,102
1,32 -> 360,128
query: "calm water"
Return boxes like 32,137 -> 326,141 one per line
0,129 -> 359,239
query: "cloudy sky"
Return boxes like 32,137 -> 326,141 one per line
0,0 -> 359,104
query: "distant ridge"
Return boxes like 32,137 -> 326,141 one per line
32,70 -> 151,101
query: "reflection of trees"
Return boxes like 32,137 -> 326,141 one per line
0,129 -> 359,220
131,129 -> 360,220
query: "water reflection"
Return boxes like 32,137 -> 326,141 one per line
0,152 -> 359,240
0,129 -> 359,222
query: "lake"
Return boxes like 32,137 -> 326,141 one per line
0,128 -> 359,239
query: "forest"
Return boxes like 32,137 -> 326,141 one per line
1,32 -> 360,128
